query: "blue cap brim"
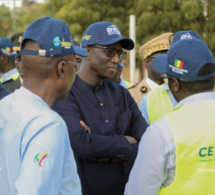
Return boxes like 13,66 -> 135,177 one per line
21,45 -> 88,57
152,54 -> 168,74
98,37 -> 134,50
73,45 -> 88,57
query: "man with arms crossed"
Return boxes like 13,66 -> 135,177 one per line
53,21 -> 148,195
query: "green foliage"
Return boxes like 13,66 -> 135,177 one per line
2,0 -> 215,66
0,5 -> 12,36
16,2 -> 47,33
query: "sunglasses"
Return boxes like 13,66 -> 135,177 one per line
90,45 -> 124,58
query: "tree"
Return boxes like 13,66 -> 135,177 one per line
0,5 -> 13,36
11,0 -> 215,81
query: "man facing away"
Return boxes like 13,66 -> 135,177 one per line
53,21 -> 148,195
125,33 -> 215,195
0,16 -> 87,195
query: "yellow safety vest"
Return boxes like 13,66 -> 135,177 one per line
147,84 -> 174,124
124,80 -> 132,88
0,72 -> 20,83
159,101 -> 215,194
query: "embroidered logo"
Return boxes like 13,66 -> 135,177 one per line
106,25 -> 121,36
61,38 -> 72,48
53,36 -> 62,47
53,37 -> 72,49
82,33 -> 91,41
180,33 -> 193,40
174,59 -> 184,69
34,151 -> 48,167
5,47 -> 12,53
18,36 -> 22,43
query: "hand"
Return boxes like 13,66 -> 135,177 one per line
80,120 -> 91,133
124,135 -> 137,145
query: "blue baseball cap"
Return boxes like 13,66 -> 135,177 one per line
20,16 -> 88,57
81,21 -> 134,50
153,30 -> 202,67
153,38 -> 215,82
0,37 -> 16,59
153,30 -> 204,80
170,30 -> 202,48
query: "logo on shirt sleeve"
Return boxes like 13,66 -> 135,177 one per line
34,151 -> 48,167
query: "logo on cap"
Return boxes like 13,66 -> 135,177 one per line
61,39 -> 72,48
53,37 -> 62,47
18,36 -> 22,43
174,59 -> 184,69
181,33 -> 193,40
53,37 -> 71,49
169,59 -> 188,75
82,33 -> 91,41
106,25 -> 121,36
4,47 -> 12,53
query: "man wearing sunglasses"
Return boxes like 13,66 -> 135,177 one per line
53,21 -> 148,195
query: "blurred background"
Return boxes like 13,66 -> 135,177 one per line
0,0 -> 213,83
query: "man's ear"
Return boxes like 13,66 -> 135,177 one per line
144,58 -> 151,68
84,46 -> 91,60
57,60 -> 66,79
170,78 -> 181,92
0,55 -> 8,63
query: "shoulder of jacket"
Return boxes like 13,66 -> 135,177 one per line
127,83 -> 138,90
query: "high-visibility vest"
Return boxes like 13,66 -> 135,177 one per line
159,101 -> 215,195
120,78 -> 132,89
147,84 -> 174,124
0,72 -> 20,83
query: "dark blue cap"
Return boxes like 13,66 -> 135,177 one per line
0,37 -> 16,59
20,16 -> 88,57
81,21 -> 134,50
153,30 -> 203,68
153,30 -> 208,81
170,30 -> 202,48
153,38 -> 215,82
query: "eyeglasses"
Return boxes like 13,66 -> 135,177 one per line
90,45 -> 123,58
64,60 -> 78,66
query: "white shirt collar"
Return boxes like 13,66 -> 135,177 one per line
146,77 -> 159,90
